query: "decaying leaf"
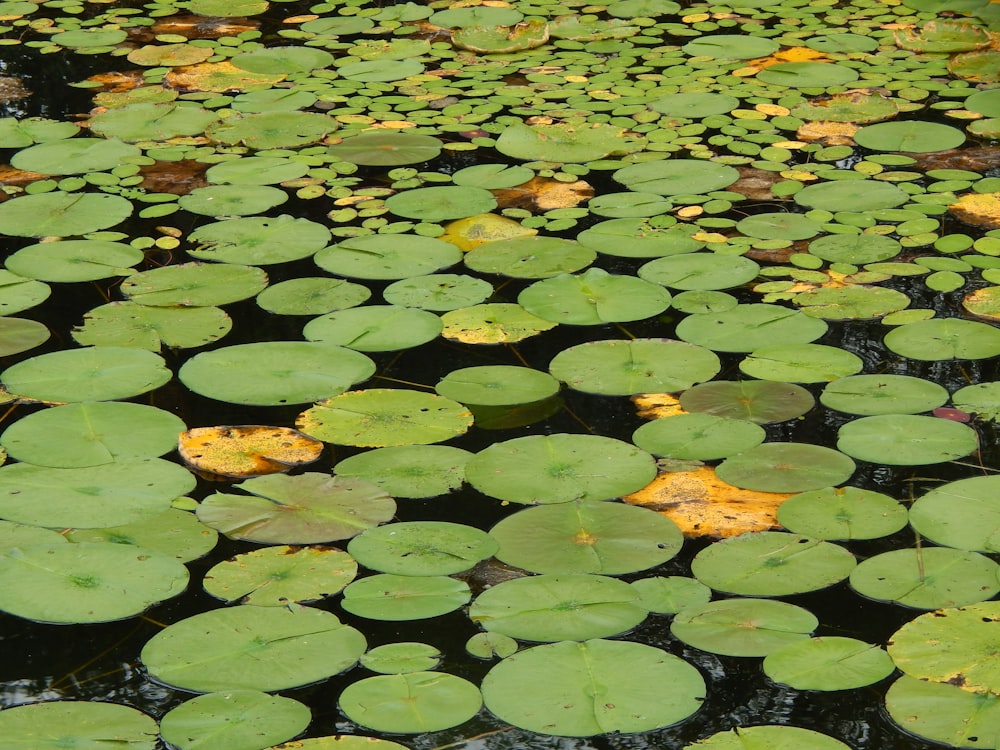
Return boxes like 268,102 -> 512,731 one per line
0,77 -> 30,103
623,466 -> 791,538
796,121 -> 859,145
165,61 -> 285,93
151,15 -> 260,39
439,213 -> 537,251
178,425 -> 324,478
632,393 -> 686,420
139,160 -> 210,195
731,167 -> 790,202
0,166 -> 49,187
913,147 -> 999,173
492,175 -> 594,211
84,71 -> 146,93
949,192 -> 1000,229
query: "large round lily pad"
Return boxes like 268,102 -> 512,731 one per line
679,380 -> 815,424
776,487 -> 908,540
489,499 -> 683,575
739,344 -> 863,383
793,181 -> 909,212
4,240 -> 143,282
341,574 -> 470,621
909,476 -> 1000,552
347,521 -> 497,576
11,137 -> 140,174
632,413 -> 766,459
197,472 -> 395,544
72,302 -> 232,351
339,672 -> 481,734
638,253 -> 760,291
0,192 -> 134,237
332,445 -> 471,499
465,433 -> 657,505
854,121 -> 966,153
141,604 -> 366,693
676,303 -> 828,352
715,443 -> 856,493
188,215 -> 330,265
884,317 -> 1000,360
885,675 -> 1000,749
327,131 -> 443,166
763,637 -> 894,692
482,639 -> 704,736
464,236 -> 596,279
614,159 -> 740,196
315,234 -> 462,280
687,725 -> 852,749
0,701 -> 158,749
837,414 -> 978,465
385,186 -> 496,222
518,268 -> 671,325
159,691 -> 311,750
121,263 -> 268,307
820,374 -> 949,415
671,598 -> 817,657
302,305 -> 442,352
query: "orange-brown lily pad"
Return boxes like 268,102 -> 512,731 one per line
166,61 -> 285,93
623,466 -> 791,538
178,425 -> 324,478
949,192 -> 1000,230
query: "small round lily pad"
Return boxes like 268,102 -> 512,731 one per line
347,521 -> 497,576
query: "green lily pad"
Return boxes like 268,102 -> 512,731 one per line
638,253 -> 760,291
207,111 -> 334,149
630,576 -> 712,615
794,181 -> 909,212
333,445 -> 471,499
347,521 -> 497,576
909,475 -> 1000,552
327,131 -> 443,166
648,92 -> 739,118
482,639 -> 704,736
586,193 -> 675,219
757,62 -> 859,88
682,35 -> 779,59
360,642 -> 441,674
197,473 -> 395,544
454,20 -> 550,53
179,342 -> 374,406
315,234 -> 462,280
141,604 -> 366,693
11,137 -> 140,174
385,185 -> 497,222
435,365 -> 559,406
466,631 -> 518,660
614,159 -> 740,196
465,433 -> 657,505
0,702 -> 157,749
763,637 -> 894,691
578,219 -> 705,258
230,46 -> 334,74
430,5 -> 522,26
796,286 -> 910,320
1,346 -> 171,402
339,672 -> 481,733
952,381 -> 1000,421
257,277 -> 371,316
203,545 -> 357,606
807,234 -> 901,264
887,601 -> 1000,694
127,43 -> 214,67
715,443 -> 856,493
965,88 -> 1000,117
518,268 -> 671,325
204,157 -> 310,186
0,317 -> 49,357
679,380 -> 815,424
452,163 -> 534,189
187,0 -> 267,15
0,401 -> 184,468
189,215 -> 329,265
886,675 -> 1000,749
676,303 -> 828,352
687,725 -> 852,749
496,122 -> 638,163
549,338 -> 721,395
632,413 -> 766,459
737,213 -> 823,241
488,499 -> 683,575
88,102 -> 219,142
121,262 -> 267,307
850,547 -> 999,609
72,301 -> 232,351
470,573 -> 647,642
302,305 -> 442,352
671,598 -> 817,657
806,33 -> 880,53
0,541 -> 188,623
884,317 -> 1000,360
692,531 -> 856,596
776,487 -> 908,540
792,92 -> 899,123
160,691 -> 311,750
4,239 -> 143,282
0,192 -> 134,237
178,185 -> 288,217
65,508 -> 219,563
855,121 -> 966,153
341,574 -> 471,620
440,303 -> 557,344
739,344 -> 863,383
895,19 -> 991,53
0,271 -> 49,315
837,414 -> 978,465
383,274 -> 492,311
464,236 -> 596,279
0,117 -> 78,149
0,457 -> 194,528
820,374 -> 949,415
337,59 -> 425,82
297,389 -> 473,447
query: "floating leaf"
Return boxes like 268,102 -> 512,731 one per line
680,380 -> 814,424
453,20 -> 549,53
339,672 -> 481,734
347,521 -> 497,576
578,219 -> 705,258
121,263 -> 267,307
65,508 -> 218,564
894,19 -> 991,52
854,121 -> 966,153
682,35 -> 779,59
837,414 -> 978,465
0,702 -> 157,750
5,239 -> 143,282
489,500 -> 683,575
776,487 -> 908,541
909,476 -> 1000,552
756,62 -> 859,88
739,344 -> 863,383
687,725 -> 852,749
671,598 -> 817,657
341,574 -> 470,621
465,433 -> 657,505
496,122 -> 639,163
0,192 -> 133,237
198,471 -> 393,544
178,184 -> 288,217
949,192 -> 1000,229
793,181 -> 909,212
203,545 -> 357,606
11,138 -> 140,175
333,445 -> 471,499
518,268 -> 671,325
0,317 -> 49,357
327,131 -> 443,166
614,159 -> 739,196
436,365 -> 558,406
716,443 -> 855,493
440,303 -> 557,344
820,374 -> 949,415
361,642 -> 441,674
482,639 -> 704,736
884,317 -> 1000,360
72,302 -> 232,351
88,102 -> 218,142
160,691 -> 311,750
257,277 -> 371,316
303,305 -> 442,352
763,637 -> 894,691
189,215 -> 329,265
633,413 -> 765,459
952,382 -> 1000,421
315,234 -> 462,280
207,111 -> 334,149
676,303 -> 827,352
885,676 -> 1000,749
639,253 -> 760,292
464,236 -> 595,279
178,425 -> 323,478
142,604 -> 366,693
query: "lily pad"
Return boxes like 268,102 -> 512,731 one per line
435,365 -> 559,406
884,317 -> 1000,360
360,642 -> 441,674
302,305 -> 442,352
203,545 -> 357,606
178,185 -> 288,217
65,508 -> 219,563
489,500 -> 683,575
197,473 -> 395,544
682,35 -> 779,60
440,303 -> 557,344
0,401 -> 185,468
692,532 -> 856,596
339,672 -> 481,734
332,445 -> 471,499
793,181 -> 909,212
716,443 -> 856,493
4,240 -> 144,282
614,159 -> 740,196
496,122 -> 638,163
679,380 -> 815,424
257,277 -> 371,316
141,604 -> 367,693
88,102 -> 219,142
909,475 -> 1000,552
820,374 -> 949,415
347,521 -> 497,576
465,433 -> 657,505
518,268 -> 671,325
207,111 -> 334,150
854,121 -> 966,153
648,92 -> 739,118
632,413 -> 766,459
776,487 -> 908,540
464,236 -> 595,279
315,234 -> 462,280
1,346 -> 171,402
189,215 -> 329,265
178,425 -> 323,478
549,338 -> 720,395
179,342 -> 374,406
763,637 -> 894,691
385,185 -> 496,222
676,303 -> 828,352
578,219 -> 705,258
687,725 -> 852,749
11,138 -> 140,175
639,253 -> 760,291
121,262 -> 268,307
807,234 -> 901,264
0,702 -> 158,749
0,317 -> 49,357
297,389 -> 473,447
341,574 -> 471,620
739,344 -> 863,383
757,62 -> 859,88
0,192 -> 134,237
72,302 -> 232,351
837,414 -> 978,465
327,131 -> 443,166
159,691 -> 311,750
850,547 -> 999,610
481,639 -> 704,736
671,598 -> 817,657
0,541 -> 188,624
